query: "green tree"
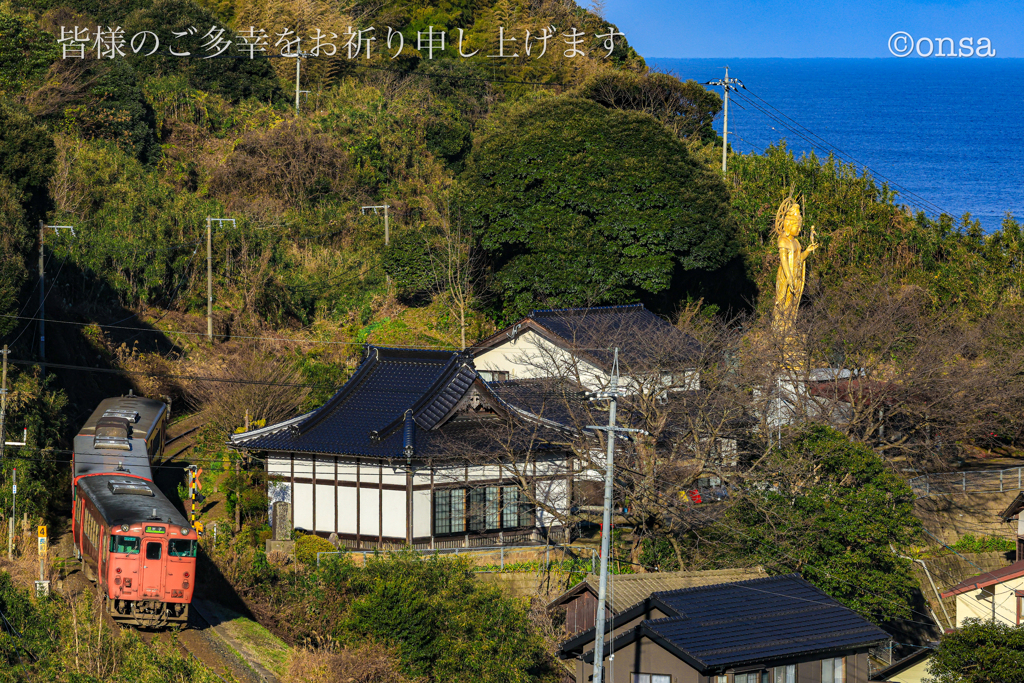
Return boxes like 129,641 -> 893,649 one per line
345,552 -> 559,683
0,103 -> 55,335
0,9 -> 58,93
575,70 -> 723,143
462,96 -> 737,320
124,0 -> 283,104
710,426 -> 921,624
927,619 -> 1024,683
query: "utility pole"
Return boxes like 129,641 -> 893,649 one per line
205,218 -> 237,343
0,346 -> 6,466
294,52 -> 310,115
37,222 -> 44,369
36,223 -> 76,375
586,350 -> 647,683
705,67 -> 745,174
207,217 -> 212,342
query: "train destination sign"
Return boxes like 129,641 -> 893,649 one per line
145,526 -> 166,534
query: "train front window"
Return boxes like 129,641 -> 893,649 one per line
146,542 -> 162,560
110,535 -> 140,554
169,540 -> 196,557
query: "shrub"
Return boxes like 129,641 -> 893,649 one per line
950,534 -> 1016,554
295,533 -> 338,566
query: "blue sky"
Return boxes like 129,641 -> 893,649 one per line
601,0 -> 1021,58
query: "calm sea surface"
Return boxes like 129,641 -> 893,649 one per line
649,58 -> 1024,231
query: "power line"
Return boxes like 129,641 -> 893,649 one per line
4,358 -> 335,388
728,89 -> 952,218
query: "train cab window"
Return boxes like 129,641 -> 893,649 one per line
110,536 -> 140,554
145,542 -> 162,560
169,540 -> 197,557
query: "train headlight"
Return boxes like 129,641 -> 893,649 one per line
121,524 -> 129,532
180,527 -> 190,536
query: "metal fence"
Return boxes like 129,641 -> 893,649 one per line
317,543 -> 599,572
909,467 -> 1024,498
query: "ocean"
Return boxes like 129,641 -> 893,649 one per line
649,58 -> 1024,231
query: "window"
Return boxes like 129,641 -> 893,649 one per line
468,488 -> 487,531
169,540 -> 197,557
821,657 -> 845,683
715,677 -> 727,683
110,535 -> 141,554
479,370 -> 510,382
735,674 -> 760,683
146,542 -> 162,560
631,675 -> 671,683
434,486 -> 533,536
773,665 -> 795,683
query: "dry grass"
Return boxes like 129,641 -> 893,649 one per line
284,643 -> 422,683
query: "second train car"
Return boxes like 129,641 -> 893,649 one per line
72,396 -> 197,628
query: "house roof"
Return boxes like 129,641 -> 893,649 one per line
868,647 -> 934,681
229,346 -> 570,459
470,304 -> 702,373
941,559 -> 1024,598
566,574 -> 889,673
999,491 -> 1024,522
547,568 -> 765,614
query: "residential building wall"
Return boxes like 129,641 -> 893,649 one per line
876,656 -> 932,683
265,453 -> 571,545
474,329 -> 610,389
576,634 -> 701,683
953,575 -> 1024,626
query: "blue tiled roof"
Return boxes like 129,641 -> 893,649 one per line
231,347 -> 482,458
527,304 -> 701,370
644,575 -> 890,669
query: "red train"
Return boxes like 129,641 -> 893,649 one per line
72,396 -> 196,628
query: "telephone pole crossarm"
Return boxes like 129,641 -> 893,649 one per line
704,67 -> 746,174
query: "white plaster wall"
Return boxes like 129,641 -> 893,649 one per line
358,462 -> 381,483
535,479 -> 569,528
433,465 -> 465,487
315,458 -> 335,479
381,490 -> 407,538
954,575 -> 1024,626
412,489 -> 431,538
315,483 -> 336,533
382,466 -> 406,485
267,481 -> 291,528
337,486 -> 357,536
293,482 -> 313,530
360,488 -> 380,537
886,657 -> 932,683
267,455 -> 290,478
475,330 -> 609,389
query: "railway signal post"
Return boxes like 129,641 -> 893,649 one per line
36,525 -> 49,597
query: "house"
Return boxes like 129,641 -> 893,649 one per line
867,649 -> 934,683
547,568 -> 765,636
470,304 -> 702,393
229,346 -> 579,549
559,574 -> 890,683
940,559 -> 1024,627
998,491 -> 1024,561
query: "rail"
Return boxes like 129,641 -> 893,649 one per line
317,543 -> 599,571
909,467 -> 1024,498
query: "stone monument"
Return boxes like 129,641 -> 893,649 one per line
265,500 -> 295,556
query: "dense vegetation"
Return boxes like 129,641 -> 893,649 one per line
927,619 -> 1024,683
0,0 -> 1022,677
213,547 -> 561,683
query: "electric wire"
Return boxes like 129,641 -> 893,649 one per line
728,89 -> 952,218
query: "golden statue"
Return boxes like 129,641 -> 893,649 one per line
773,198 -> 817,333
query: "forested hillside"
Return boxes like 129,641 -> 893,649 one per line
2,2 -> 1024,679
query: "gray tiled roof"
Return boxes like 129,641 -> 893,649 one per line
644,574 -> 890,669
582,568 -> 765,614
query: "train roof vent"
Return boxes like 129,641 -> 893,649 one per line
103,409 -> 140,423
107,479 -> 154,496
94,435 -> 131,450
